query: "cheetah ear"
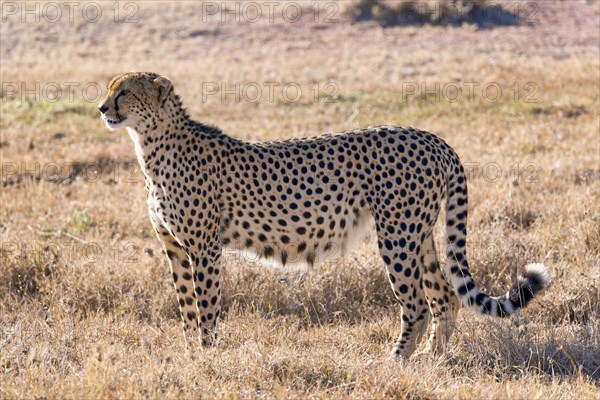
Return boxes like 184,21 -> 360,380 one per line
154,76 -> 173,107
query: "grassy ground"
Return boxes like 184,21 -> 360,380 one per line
1,1 -> 599,398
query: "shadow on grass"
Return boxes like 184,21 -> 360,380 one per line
221,262 -> 397,326
446,319 -> 600,383
347,0 -> 522,28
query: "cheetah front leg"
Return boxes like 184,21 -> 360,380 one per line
190,241 -> 223,346
154,228 -> 200,343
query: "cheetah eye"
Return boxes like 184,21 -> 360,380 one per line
119,90 -> 130,97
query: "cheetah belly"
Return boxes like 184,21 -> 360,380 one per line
220,206 -> 374,270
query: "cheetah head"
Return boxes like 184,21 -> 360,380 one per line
98,72 -> 173,131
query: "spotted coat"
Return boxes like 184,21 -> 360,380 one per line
98,72 -> 550,358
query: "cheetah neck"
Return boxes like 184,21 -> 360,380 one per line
126,95 -> 188,178
126,122 -> 189,187
126,96 -> 227,188
127,127 -> 160,185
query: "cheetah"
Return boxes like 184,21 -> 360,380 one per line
98,72 -> 550,358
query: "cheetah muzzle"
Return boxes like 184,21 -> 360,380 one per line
98,72 -> 550,358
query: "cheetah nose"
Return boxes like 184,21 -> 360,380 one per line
98,104 -> 108,114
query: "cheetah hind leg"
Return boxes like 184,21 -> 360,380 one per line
375,228 -> 431,358
420,234 -> 461,355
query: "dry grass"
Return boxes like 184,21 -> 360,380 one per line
1,1 -> 599,398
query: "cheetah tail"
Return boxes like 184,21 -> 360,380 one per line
443,163 -> 550,318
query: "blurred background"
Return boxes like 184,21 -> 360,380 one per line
1,1 -> 599,398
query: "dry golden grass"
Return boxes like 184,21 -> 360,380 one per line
1,1 -> 599,398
